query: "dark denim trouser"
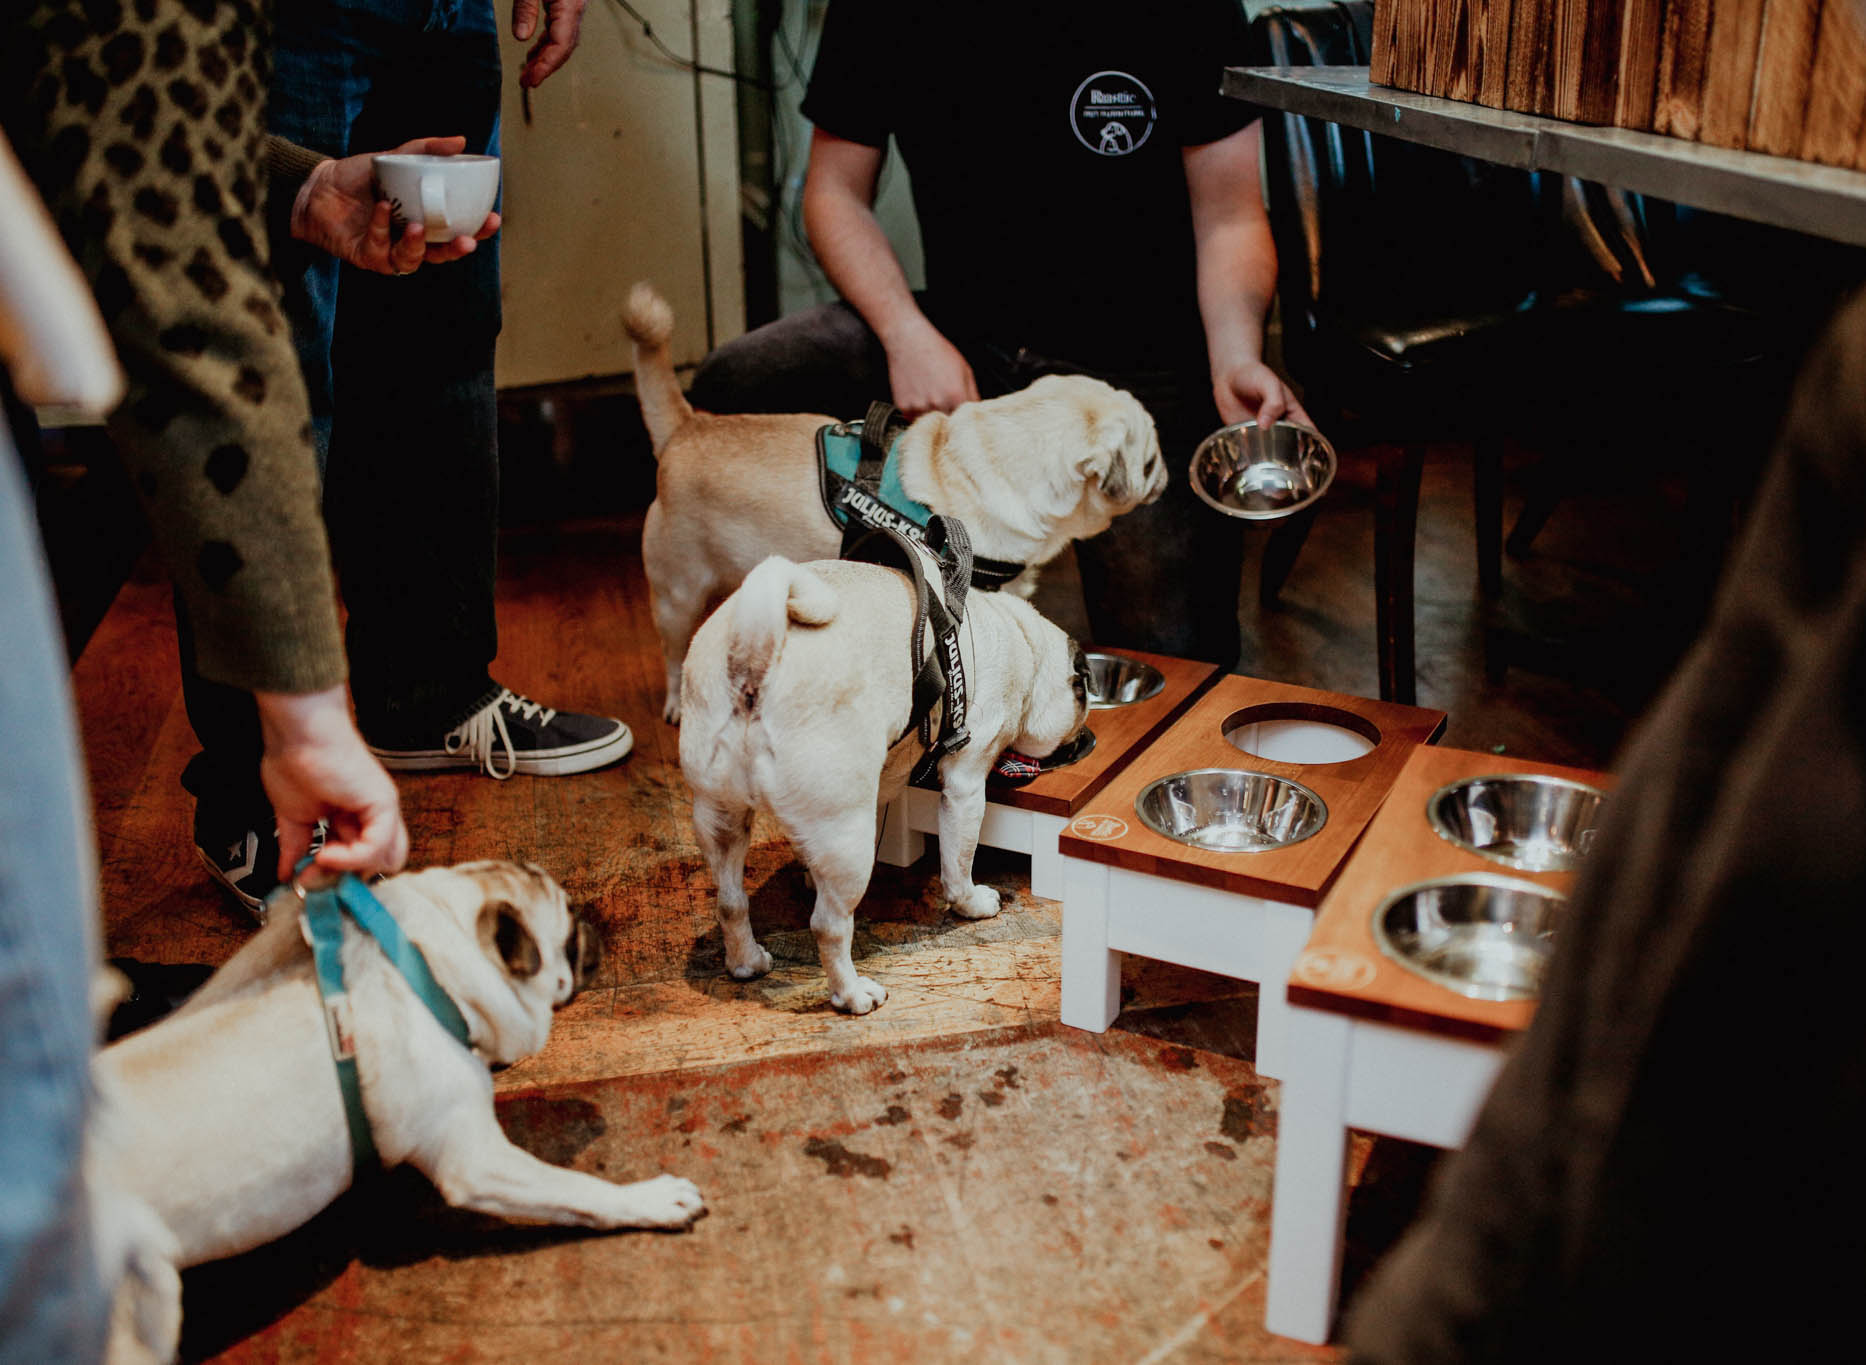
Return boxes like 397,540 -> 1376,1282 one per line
181,0 -> 505,824
688,300 -> 1245,667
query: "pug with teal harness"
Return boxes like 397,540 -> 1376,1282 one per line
88,862 -> 703,1364
624,282 -> 1167,724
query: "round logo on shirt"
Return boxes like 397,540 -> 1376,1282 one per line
1069,70 -> 1156,156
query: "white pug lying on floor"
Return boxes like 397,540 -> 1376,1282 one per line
623,282 -> 1166,723
680,556 -> 1090,1015
89,861 -> 703,1364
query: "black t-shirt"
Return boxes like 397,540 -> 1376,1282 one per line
801,0 -> 1258,371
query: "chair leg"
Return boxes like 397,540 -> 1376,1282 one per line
1260,503 -> 1321,607
1474,437 -> 1504,601
1506,457 -> 1561,559
1373,442 -> 1425,706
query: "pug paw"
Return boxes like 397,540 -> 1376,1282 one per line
948,883 -> 1002,920
625,1174 -> 707,1228
662,694 -> 682,725
727,944 -> 774,980
831,977 -> 888,1014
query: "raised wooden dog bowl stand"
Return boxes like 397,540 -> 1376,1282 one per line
1054,675 -> 1446,1078
874,649 -> 1219,899
1264,743 -> 1612,1344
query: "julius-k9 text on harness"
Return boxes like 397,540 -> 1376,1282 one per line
816,401 -> 1026,591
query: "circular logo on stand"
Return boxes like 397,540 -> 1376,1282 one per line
1068,814 -> 1130,841
1069,70 -> 1156,156
1291,949 -> 1378,991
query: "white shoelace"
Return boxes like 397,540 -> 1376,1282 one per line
442,688 -> 558,779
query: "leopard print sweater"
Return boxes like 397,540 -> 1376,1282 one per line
4,0 -> 344,696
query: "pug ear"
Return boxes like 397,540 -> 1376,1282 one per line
478,900 -> 543,979
565,916 -> 602,992
1079,402 -> 1138,503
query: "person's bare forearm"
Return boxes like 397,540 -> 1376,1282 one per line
802,131 -> 977,415
1185,124 -> 1309,427
803,171 -> 931,348
1194,213 -> 1278,372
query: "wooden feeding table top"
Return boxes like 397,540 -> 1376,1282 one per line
1288,743 -> 1615,1043
973,649 -> 1220,817
1055,674 -> 1446,906
1223,65 -> 1866,248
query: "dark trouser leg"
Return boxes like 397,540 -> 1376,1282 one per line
973,349 -> 1242,667
686,299 -> 896,416
271,0 -> 503,744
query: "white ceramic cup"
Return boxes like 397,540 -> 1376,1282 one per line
370,153 -> 500,241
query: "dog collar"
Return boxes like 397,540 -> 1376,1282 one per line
296,868 -> 472,1173
815,402 -> 1027,592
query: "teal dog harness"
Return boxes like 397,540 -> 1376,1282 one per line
816,401 -> 1027,591
296,869 -> 472,1172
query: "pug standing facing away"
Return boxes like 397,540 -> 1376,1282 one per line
89,861 -> 703,1364
680,556 -> 1090,1014
624,282 -> 1165,722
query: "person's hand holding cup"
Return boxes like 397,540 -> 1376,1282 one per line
290,136 -> 500,276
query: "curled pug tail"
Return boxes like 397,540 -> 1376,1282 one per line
727,557 -> 839,714
621,281 -> 691,455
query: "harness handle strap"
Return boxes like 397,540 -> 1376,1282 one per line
858,400 -> 900,473
926,514 -> 974,620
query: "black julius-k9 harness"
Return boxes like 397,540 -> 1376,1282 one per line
839,501 -> 977,785
816,401 -> 1027,592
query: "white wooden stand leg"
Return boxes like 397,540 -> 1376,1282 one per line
1059,857 -> 1122,1031
1265,1005 -> 1354,1344
1251,901 -> 1319,1081
874,795 -> 925,867
1026,813 -> 1068,900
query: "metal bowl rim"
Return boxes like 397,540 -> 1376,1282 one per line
1190,420 -> 1339,522
1425,773 -> 1608,870
1082,650 -> 1166,709
1133,766 -> 1330,853
1369,871 -> 1569,1002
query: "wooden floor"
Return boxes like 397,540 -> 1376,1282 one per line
74,435 -> 1706,1362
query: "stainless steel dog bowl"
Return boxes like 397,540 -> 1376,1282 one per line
1041,726 -> 1098,769
1190,421 -> 1337,521
1427,774 -> 1606,872
1372,873 -> 1567,1002
1135,768 -> 1327,853
1084,652 -> 1165,708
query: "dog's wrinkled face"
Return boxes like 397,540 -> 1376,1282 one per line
1013,615 -> 1095,759
1078,382 -> 1168,515
407,860 -> 599,1066
1070,639 -> 1093,713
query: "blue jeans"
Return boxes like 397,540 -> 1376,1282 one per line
182,0 -> 507,812
0,412 -> 108,1364
689,301 -> 1246,666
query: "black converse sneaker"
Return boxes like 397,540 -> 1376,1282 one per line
196,819 -> 326,919
369,687 -> 634,779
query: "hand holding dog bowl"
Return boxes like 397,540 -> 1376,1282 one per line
1191,420 -> 1337,520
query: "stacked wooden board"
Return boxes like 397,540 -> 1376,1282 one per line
1369,0 -> 1866,166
